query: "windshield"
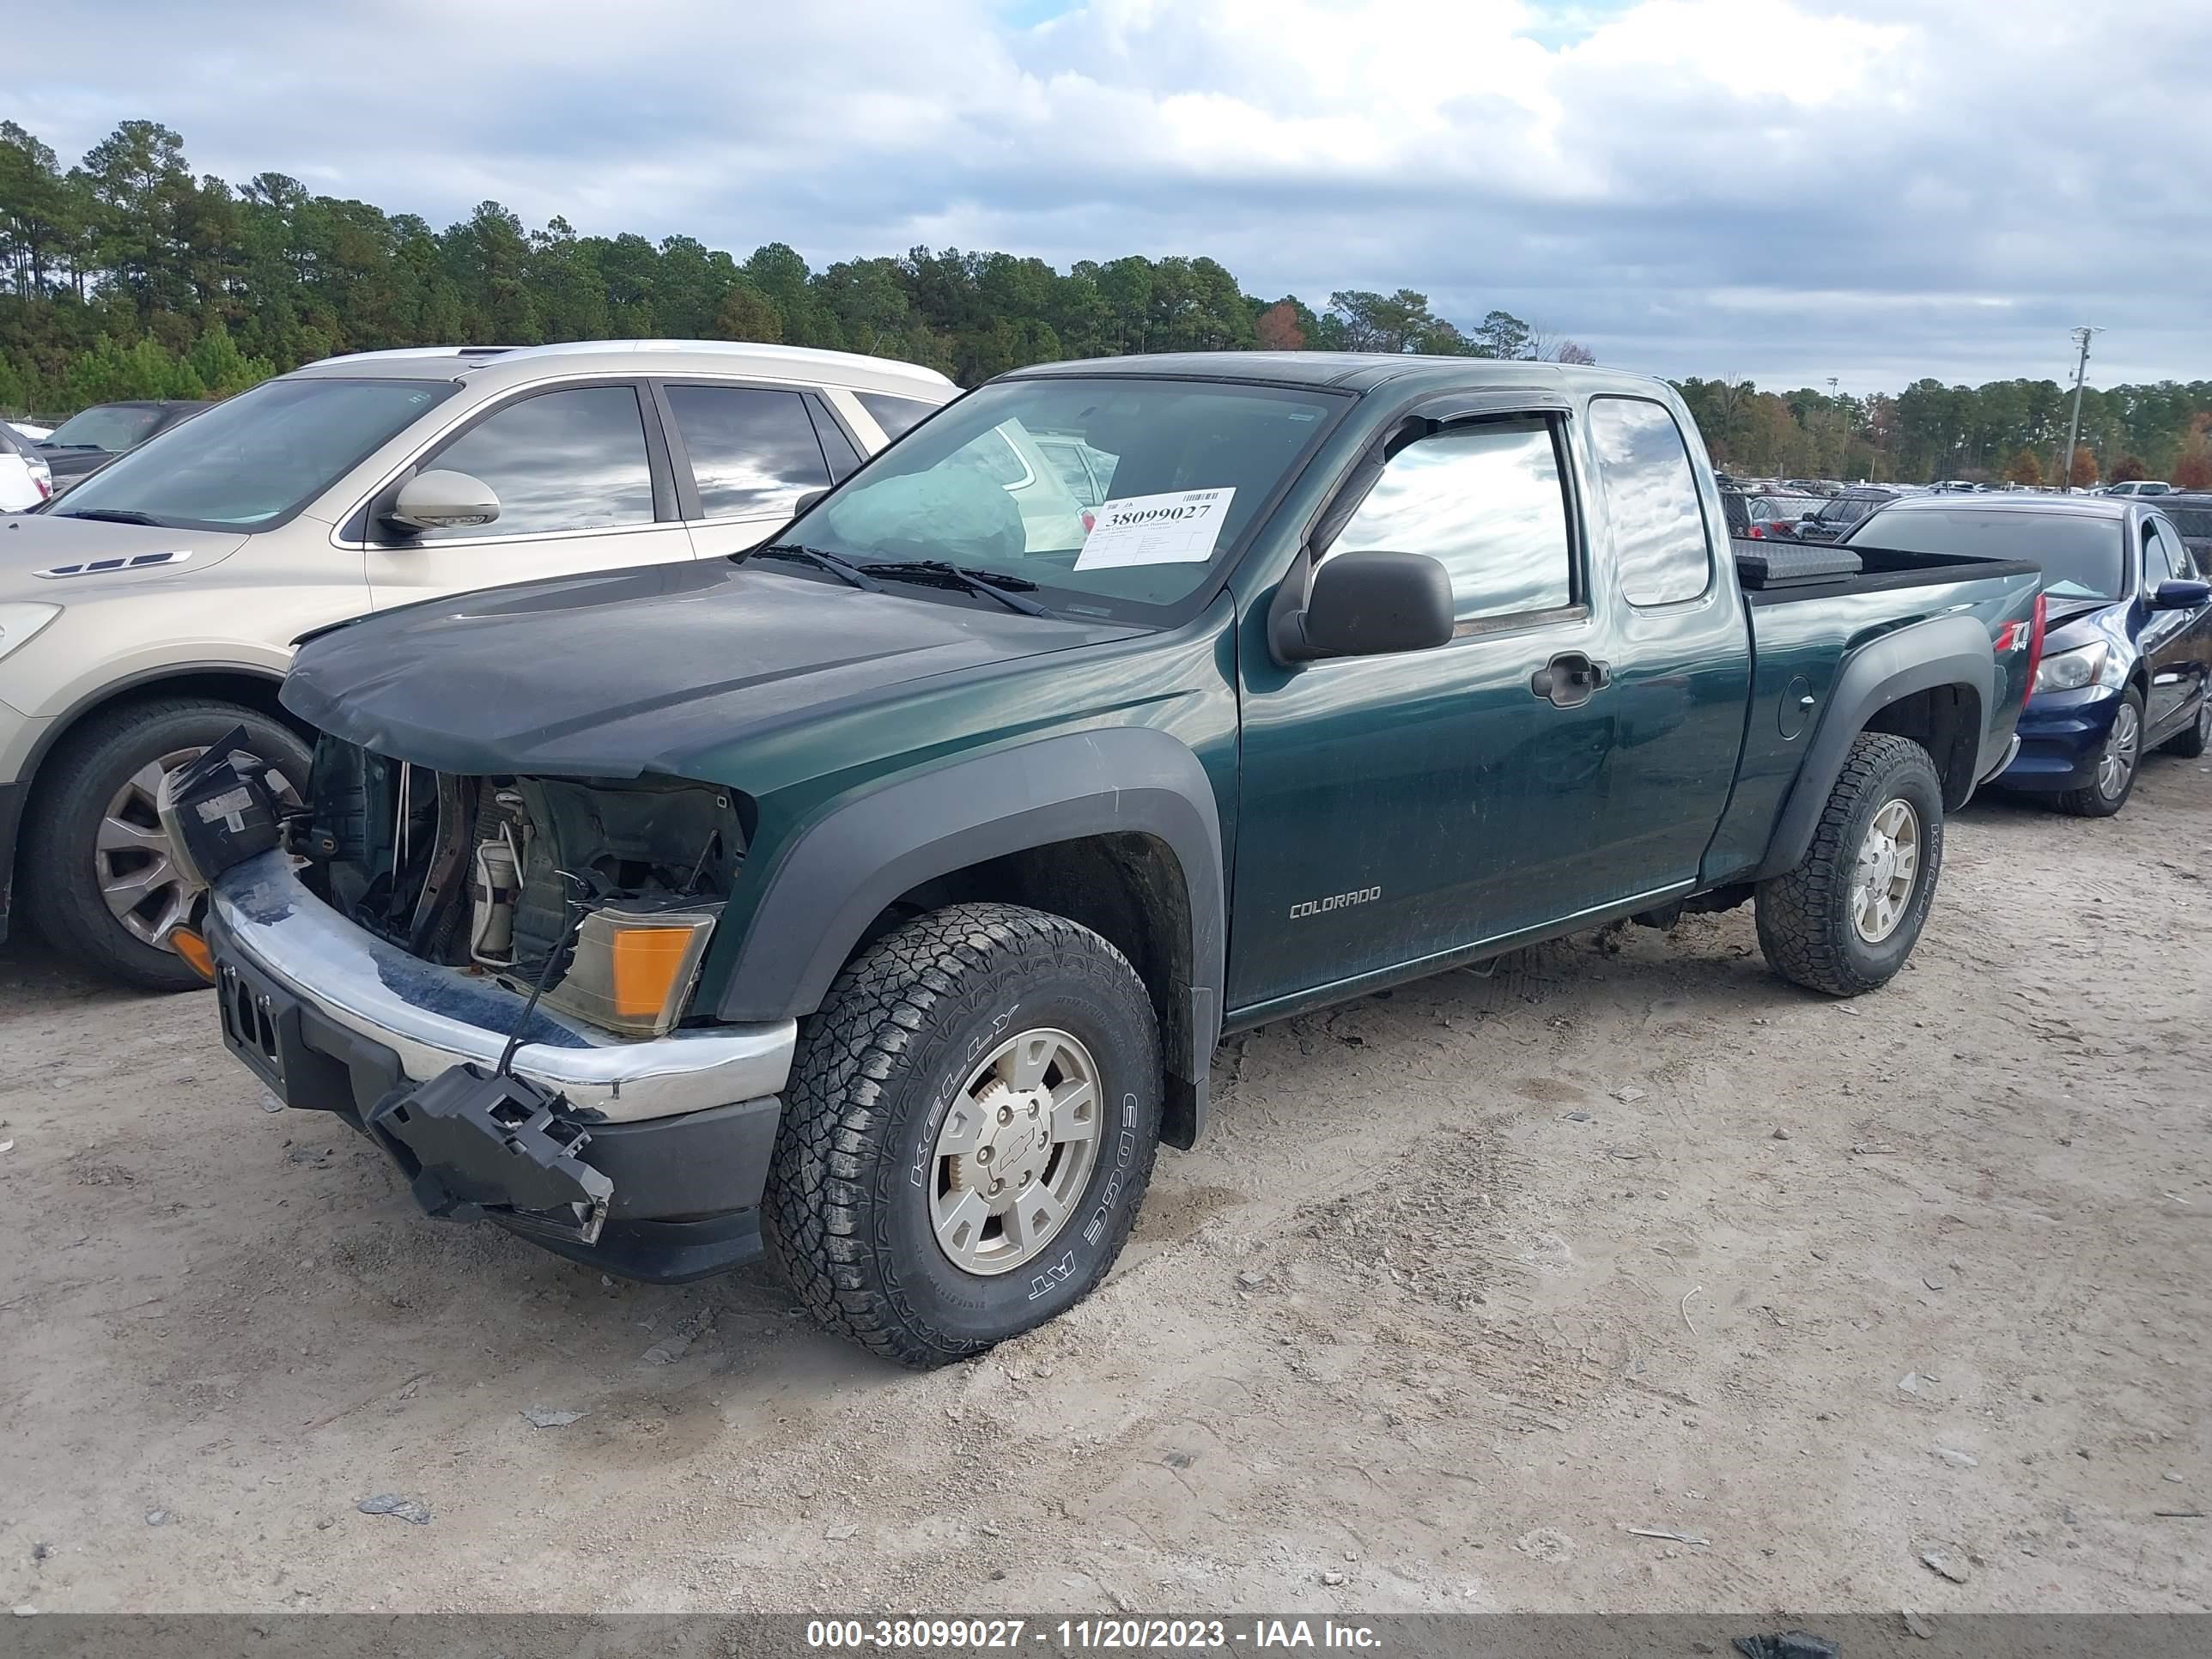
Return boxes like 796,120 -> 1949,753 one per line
1849,506 -> 2125,599
52,378 -> 455,532
799,377 -> 1342,617
45,404 -> 164,453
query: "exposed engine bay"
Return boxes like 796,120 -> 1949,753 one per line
296,737 -> 747,1035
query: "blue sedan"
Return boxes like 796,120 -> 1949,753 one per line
1844,494 -> 2212,817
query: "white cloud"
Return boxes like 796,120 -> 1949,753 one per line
15,0 -> 2212,388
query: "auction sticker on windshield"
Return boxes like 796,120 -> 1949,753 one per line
1074,488 -> 1236,570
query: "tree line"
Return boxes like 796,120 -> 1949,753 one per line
1674,377 -> 2212,490
3,118 -> 2206,489
0,118 -> 1587,417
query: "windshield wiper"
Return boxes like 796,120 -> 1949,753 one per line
748,543 -> 885,592
58,508 -> 161,526
856,560 -> 1056,617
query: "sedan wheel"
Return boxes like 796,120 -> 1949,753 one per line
2094,699 -> 2140,801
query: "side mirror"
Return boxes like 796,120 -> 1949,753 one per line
2151,578 -> 2211,610
384,469 -> 501,533
793,488 -> 830,517
1273,550 -> 1455,664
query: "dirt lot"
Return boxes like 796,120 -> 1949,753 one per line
3,766 -> 2208,1616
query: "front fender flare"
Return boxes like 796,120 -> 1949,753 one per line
714,728 -> 1226,1138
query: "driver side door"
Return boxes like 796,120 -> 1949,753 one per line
1231,413 -> 1623,1012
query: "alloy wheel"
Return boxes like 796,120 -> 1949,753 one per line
2096,702 -> 2141,800
94,746 -> 295,949
927,1026 -> 1102,1276
1851,797 -> 1921,945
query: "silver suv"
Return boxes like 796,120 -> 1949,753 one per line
0,339 -> 957,988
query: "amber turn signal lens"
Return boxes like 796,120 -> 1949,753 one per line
169,927 -> 216,983
542,908 -> 720,1037
611,925 -> 699,1020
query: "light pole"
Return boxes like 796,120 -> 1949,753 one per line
2055,325 -> 2102,490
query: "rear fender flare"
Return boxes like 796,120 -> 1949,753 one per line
714,727 -> 1225,1134
1756,614 -> 1994,879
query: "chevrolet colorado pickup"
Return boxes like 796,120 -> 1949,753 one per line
177,356 -> 2043,1367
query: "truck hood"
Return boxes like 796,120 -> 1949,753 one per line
283,558 -> 1146,777
0,512 -> 251,597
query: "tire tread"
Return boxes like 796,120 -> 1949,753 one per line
764,901 -> 1160,1368
1756,732 -> 1941,998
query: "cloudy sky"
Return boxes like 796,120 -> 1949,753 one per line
18,0 -> 2212,391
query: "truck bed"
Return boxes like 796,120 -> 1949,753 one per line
1703,539 -> 2045,884
1733,537 -> 2041,601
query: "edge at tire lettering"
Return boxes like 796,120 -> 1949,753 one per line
909,1003 -> 1021,1188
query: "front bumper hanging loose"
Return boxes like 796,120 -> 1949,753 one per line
203,850 -> 797,1281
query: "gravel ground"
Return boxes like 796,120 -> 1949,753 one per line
2,764 -> 2207,1615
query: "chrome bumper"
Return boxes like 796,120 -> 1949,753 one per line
207,852 -> 793,1123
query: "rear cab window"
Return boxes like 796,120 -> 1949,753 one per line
1588,397 -> 1713,605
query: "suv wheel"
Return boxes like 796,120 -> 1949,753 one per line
2057,688 -> 2144,817
764,902 -> 1163,1368
22,699 -> 311,991
1756,732 -> 1945,997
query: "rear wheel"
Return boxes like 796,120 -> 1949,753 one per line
1756,732 -> 1945,997
21,699 -> 311,991
2160,690 -> 2210,759
764,902 -> 1163,1368
2056,688 -> 2144,817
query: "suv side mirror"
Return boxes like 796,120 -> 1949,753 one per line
793,488 -> 830,517
384,469 -> 501,533
2151,578 -> 2211,610
1273,550 -> 1455,664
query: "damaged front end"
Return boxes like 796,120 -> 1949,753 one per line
301,738 -> 747,1039
168,732 -> 792,1282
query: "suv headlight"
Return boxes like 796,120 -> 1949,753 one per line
0,603 -> 62,661
2033,641 -> 2118,695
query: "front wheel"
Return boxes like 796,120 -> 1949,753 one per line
2056,688 -> 2144,817
1756,732 -> 1945,997
764,902 -> 1163,1368
21,698 -> 313,991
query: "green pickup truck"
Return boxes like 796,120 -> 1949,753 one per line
179,355 -> 2044,1366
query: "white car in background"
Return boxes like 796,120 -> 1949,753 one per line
0,338 -> 957,988
9,421 -> 54,442
0,424 -> 53,511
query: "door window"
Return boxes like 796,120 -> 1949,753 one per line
664,384 -> 831,520
1328,418 -> 1574,625
2141,528 -> 2176,592
422,386 -> 655,538
1589,397 -> 1713,605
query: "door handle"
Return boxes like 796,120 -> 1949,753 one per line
1530,652 -> 1612,708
